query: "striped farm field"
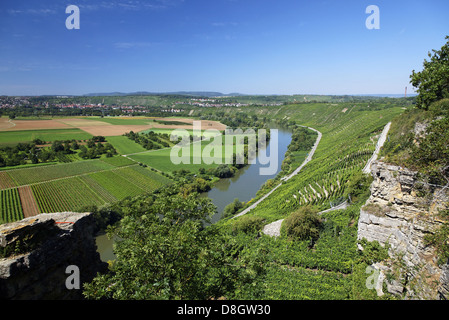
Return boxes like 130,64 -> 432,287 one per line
0,171 -> 16,189
0,188 -> 24,224
113,165 -> 172,190
6,160 -> 115,186
31,177 -> 105,213
18,186 -> 40,217
105,135 -> 147,155
99,156 -> 136,167
87,170 -> 146,200
79,175 -> 118,204
0,156 -> 172,222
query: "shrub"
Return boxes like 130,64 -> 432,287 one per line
281,205 -> 322,244
222,198 -> 244,218
232,215 -> 265,234
429,98 -> 449,117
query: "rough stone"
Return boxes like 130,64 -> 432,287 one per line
0,212 -> 107,300
357,160 -> 449,300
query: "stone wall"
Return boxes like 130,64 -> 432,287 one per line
0,212 -> 107,299
357,161 -> 449,299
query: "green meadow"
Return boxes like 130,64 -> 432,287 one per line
127,133 -> 251,173
0,128 -> 93,145
139,128 -> 223,138
93,117 -> 155,125
105,136 -> 148,155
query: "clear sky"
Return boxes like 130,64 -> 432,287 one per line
0,0 -> 448,96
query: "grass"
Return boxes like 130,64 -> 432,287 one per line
105,136 -> 147,155
139,128 -> 224,137
0,128 -> 93,145
93,117 -> 155,125
100,156 -> 136,167
127,134 -> 247,173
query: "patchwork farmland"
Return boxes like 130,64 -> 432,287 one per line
0,159 -> 172,222
0,116 -> 226,223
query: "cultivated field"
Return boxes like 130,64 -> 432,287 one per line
0,117 -> 71,131
0,116 -> 227,223
0,116 -> 225,140
0,159 -> 172,221
0,128 -> 93,145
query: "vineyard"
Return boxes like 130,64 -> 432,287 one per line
263,265 -> 350,300
241,103 -> 403,223
5,160 -> 115,186
217,102 -> 406,300
31,177 -> 105,213
0,188 -> 23,223
0,156 -> 172,223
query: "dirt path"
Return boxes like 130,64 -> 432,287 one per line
18,186 -> 40,217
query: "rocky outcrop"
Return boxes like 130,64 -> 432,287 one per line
357,161 -> 449,299
0,212 -> 107,300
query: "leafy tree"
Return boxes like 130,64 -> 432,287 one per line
71,141 -> 80,150
214,164 -> 234,178
51,140 -> 64,153
344,171 -> 373,204
83,190 -> 266,300
429,98 -> 449,117
410,35 -> 449,110
223,198 -> 244,218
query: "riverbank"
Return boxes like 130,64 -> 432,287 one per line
204,126 -> 293,223
233,126 -> 322,219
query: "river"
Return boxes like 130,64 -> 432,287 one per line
205,126 -> 292,223
96,125 -> 292,262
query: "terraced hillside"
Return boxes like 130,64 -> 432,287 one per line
215,101 -> 406,300
230,102 -> 405,222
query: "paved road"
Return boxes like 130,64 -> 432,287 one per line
281,126 -> 322,182
233,126 -> 322,218
362,122 -> 391,174
261,122 -> 392,237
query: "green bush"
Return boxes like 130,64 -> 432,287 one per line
222,198 -> 244,218
281,205 -> 321,243
232,215 -> 265,234
429,98 -> 449,117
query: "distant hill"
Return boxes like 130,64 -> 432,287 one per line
83,91 -> 247,97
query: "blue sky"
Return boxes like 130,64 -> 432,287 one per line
0,0 -> 448,96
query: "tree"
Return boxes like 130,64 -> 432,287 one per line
83,190 -> 265,300
344,171 -> 373,204
223,198 -> 244,218
51,140 -> 64,153
410,35 -> 449,110
231,215 -> 265,234
214,164 -> 234,178
424,209 -> 449,265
